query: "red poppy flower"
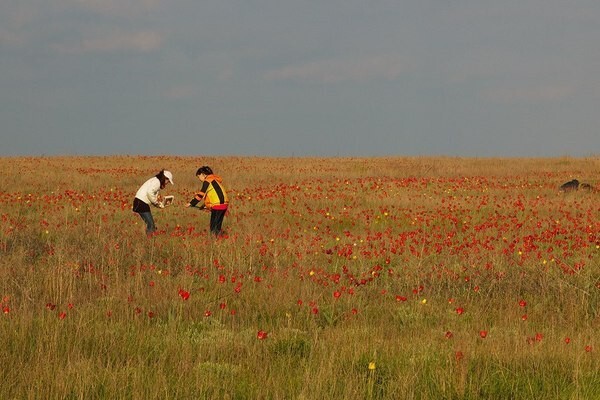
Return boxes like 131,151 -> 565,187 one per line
479,330 -> 488,338
519,300 -> 527,308
535,332 -> 543,342
257,330 -> 268,340
178,289 -> 190,301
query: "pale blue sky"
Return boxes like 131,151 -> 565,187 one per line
1,0 -> 599,157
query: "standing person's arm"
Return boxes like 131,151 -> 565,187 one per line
188,181 -> 209,208
147,179 -> 163,207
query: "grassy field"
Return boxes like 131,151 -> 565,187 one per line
0,155 -> 598,399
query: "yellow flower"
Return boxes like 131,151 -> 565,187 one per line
368,362 -> 376,370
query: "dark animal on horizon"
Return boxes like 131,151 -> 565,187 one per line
560,179 -> 579,192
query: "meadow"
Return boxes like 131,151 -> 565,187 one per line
0,155 -> 598,400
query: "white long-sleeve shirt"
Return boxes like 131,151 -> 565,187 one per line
135,177 -> 161,206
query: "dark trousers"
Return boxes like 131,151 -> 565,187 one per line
210,209 -> 227,236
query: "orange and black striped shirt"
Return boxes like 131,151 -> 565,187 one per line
189,174 -> 229,210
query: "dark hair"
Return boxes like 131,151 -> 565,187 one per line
196,166 -> 213,176
155,170 -> 168,187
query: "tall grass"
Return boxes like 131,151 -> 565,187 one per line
0,155 -> 598,399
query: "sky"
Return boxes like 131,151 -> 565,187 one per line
1,0 -> 599,157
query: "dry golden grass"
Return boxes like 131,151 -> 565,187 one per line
0,155 -> 598,399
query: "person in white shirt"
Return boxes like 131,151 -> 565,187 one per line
132,170 -> 174,236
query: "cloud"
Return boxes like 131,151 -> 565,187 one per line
264,55 -> 410,84
1,2 -> 38,28
217,65 -> 235,82
162,86 -> 195,100
482,84 -> 576,103
0,29 -> 26,47
1,2 -> 165,52
0,2 -> 41,47
63,0 -> 161,17
52,30 -> 164,54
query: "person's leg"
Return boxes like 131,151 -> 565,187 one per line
139,212 -> 156,236
209,210 -> 219,235
210,209 -> 226,236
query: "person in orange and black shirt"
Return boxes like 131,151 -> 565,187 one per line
185,166 -> 229,236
